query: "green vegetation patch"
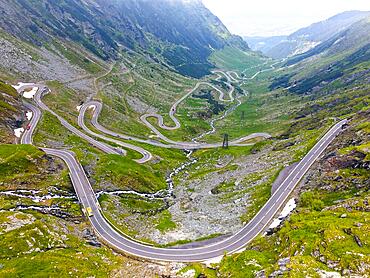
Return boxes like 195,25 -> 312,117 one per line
0,211 -> 124,278
155,210 -> 176,232
95,154 -> 166,193
210,46 -> 268,74
53,42 -> 103,74
0,81 -> 17,97
0,144 -> 69,191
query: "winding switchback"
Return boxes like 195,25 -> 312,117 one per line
19,93 -> 347,260
81,71 -> 270,149
15,65 -> 347,262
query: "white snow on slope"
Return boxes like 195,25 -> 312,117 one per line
26,111 -> 33,121
12,83 -> 33,90
23,87 -> 38,99
268,198 -> 296,229
14,128 -> 24,138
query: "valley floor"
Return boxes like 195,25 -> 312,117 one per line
0,34 -> 369,276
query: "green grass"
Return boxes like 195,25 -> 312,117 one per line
34,110 -> 181,193
0,211 -> 125,278
210,46 -> 269,74
0,144 -> 70,191
218,249 -> 276,278
95,52 -> 198,140
0,145 -> 79,217
155,210 -> 177,232
0,81 -> 17,97
218,193 -> 370,277
119,195 -> 166,213
179,263 -> 217,278
53,42 -> 103,74
95,154 -> 167,193
214,112 -> 370,276
205,89 -> 299,142
43,81 -> 86,125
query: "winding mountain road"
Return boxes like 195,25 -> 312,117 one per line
140,77 -> 235,134
15,65 -> 347,262
82,100 -> 271,150
21,85 -> 124,156
19,96 -> 347,260
79,72 -> 270,149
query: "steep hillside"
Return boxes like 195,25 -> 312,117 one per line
0,0 -> 248,77
184,20 -> 370,278
244,35 -> 287,53
285,17 -> 370,66
0,81 -> 24,143
254,11 -> 370,58
270,17 -> 370,94
0,0 -> 369,276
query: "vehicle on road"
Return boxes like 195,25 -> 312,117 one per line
85,207 -> 93,217
26,124 -> 31,130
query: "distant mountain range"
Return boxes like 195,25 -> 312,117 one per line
245,10 -> 370,59
270,16 -> 370,94
0,0 -> 248,77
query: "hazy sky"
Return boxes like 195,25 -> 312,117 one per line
202,0 -> 370,37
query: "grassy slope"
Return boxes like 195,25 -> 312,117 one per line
0,81 -> 22,143
182,42 -> 370,277
209,46 -> 271,75
0,146 -> 114,277
0,144 -> 79,215
183,101 -> 370,278
217,113 -> 370,277
33,111 -> 179,193
0,144 -> 68,191
0,211 -> 126,277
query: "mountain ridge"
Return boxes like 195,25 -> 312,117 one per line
0,0 -> 248,77
245,10 -> 370,59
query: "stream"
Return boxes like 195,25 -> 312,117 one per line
0,187 -> 77,203
2,188 -> 79,216
96,85 -> 247,201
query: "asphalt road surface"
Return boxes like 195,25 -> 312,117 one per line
82,100 -> 271,150
15,72 -> 347,262
56,119 -> 347,262
18,89 -> 347,260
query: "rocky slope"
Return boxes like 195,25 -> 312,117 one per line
212,110 -> 370,278
0,81 -> 24,143
247,11 -> 370,59
270,17 -> 370,95
0,0 -> 248,77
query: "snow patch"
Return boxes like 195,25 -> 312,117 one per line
12,82 -> 33,90
203,255 -> 224,267
23,87 -> 38,99
181,269 -> 196,278
88,105 -> 96,111
268,198 -> 296,229
290,41 -> 321,57
333,37 -> 345,46
14,128 -> 24,138
76,105 -> 82,111
26,111 -> 33,121
317,269 -> 342,278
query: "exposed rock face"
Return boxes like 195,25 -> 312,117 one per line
0,37 -> 84,82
